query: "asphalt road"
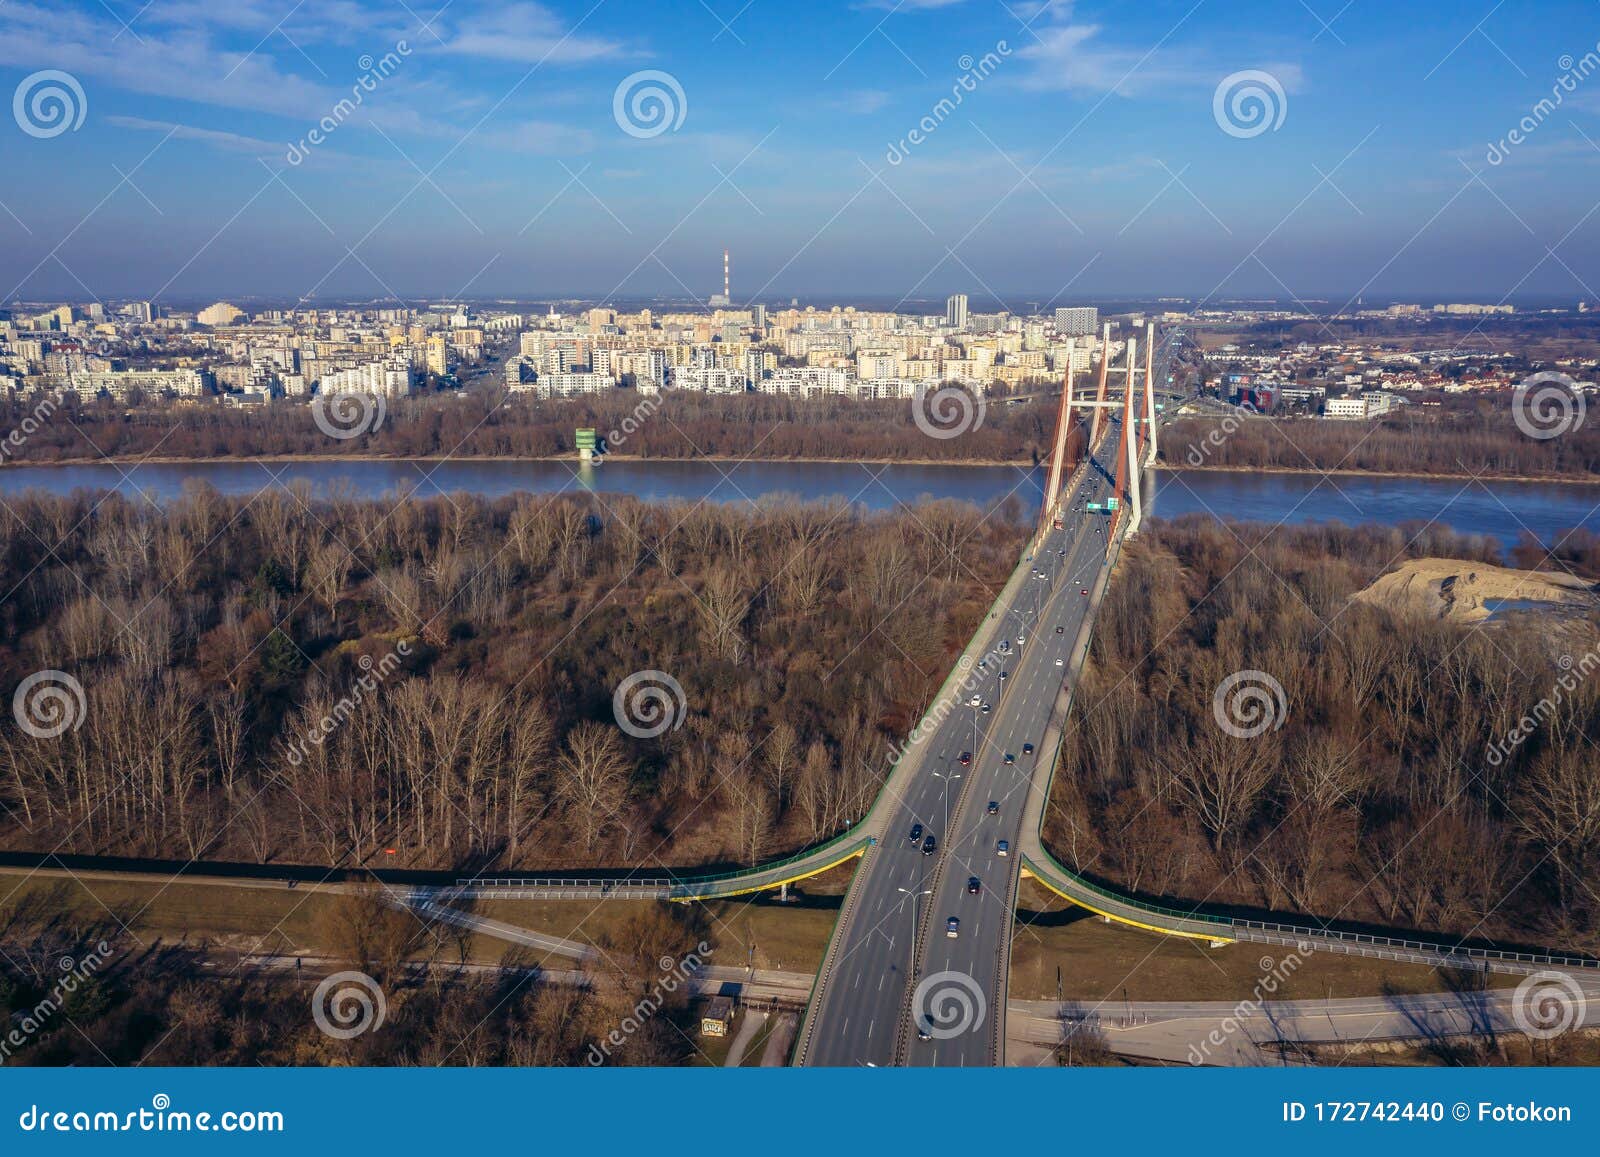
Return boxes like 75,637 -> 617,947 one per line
802,331 -> 1181,1067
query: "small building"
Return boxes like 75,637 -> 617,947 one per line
700,997 -> 736,1037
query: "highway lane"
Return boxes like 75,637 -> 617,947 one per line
908,332 -> 1181,1067
801,329 -> 1180,1066
803,435 -> 1116,1066
909,446 -> 1116,1066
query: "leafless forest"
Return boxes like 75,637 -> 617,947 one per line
0,390 -> 1057,464
1164,408 -> 1600,479
0,886 -> 707,1066
0,486 -> 1028,872
1045,517 -> 1600,948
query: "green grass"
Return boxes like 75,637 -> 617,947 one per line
0,872 -> 341,955
1011,879 -> 1516,1003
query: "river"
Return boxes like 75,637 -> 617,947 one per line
0,458 -> 1594,547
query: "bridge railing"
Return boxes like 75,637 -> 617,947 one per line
1228,918 -> 1600,971
454,877 -> 674,889
665,834 -> 877,896
453,830 -> 877,897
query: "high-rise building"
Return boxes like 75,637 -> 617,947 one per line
425,334 -> 448,377
128,301 -> 153,324
1054,306 -> 1097,337
198,301 -> 244,327
945,294 -> 969,329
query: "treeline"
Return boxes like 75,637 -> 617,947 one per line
1044,517 -> 1600,947
0,390 -> 1057,464
1164,408 -> 1600,479
0,886 -> 708,1065
0,486 -> 1028,871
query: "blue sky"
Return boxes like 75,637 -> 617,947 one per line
3,0 -> 1599,306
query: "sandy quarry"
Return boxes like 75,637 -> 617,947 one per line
1352,558 -> 1597,624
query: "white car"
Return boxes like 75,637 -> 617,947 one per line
969,695 -> 981,707
1055,657 -> 1064,667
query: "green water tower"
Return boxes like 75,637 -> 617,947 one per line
575,427 -> 597,461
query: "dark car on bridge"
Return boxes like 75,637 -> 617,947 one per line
967,877 -> 981,895
958,751 -> 972,766
908,823 -> 923,843
1022,743 -> 1034,755
987,799 -> 1000,813
922,835 -> 937,855
945,916 -> 960,937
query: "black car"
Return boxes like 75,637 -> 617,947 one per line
1003,752 -> 1014,765
908,823 -> 923,843
966,877 -> 981,895
1022,743 -> 1034,755
987,799 -> 1001,813
958,751 -> 972,766
1055,625 -> 1065,634
922,835 -> 937,856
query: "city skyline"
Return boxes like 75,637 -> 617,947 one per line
3,0 -> 1600,303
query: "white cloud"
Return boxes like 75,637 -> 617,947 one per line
1011,6 -> 1302,97
435,2 -> 626,64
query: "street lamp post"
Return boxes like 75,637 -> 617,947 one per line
898,885 -> 933,989
932,770 -> 962,835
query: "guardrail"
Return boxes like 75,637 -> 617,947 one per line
454,833 -> 879,902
